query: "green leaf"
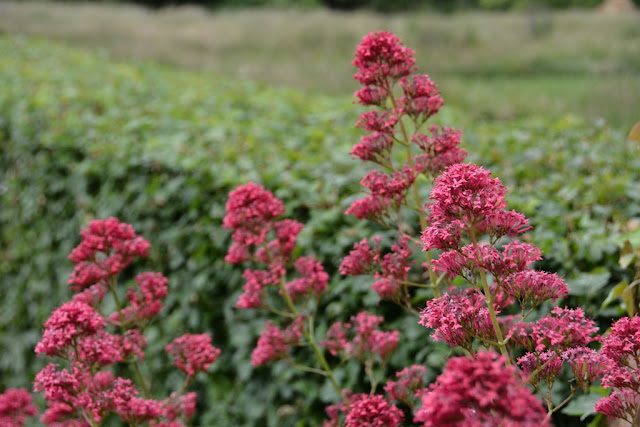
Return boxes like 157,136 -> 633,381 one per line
622,285 -> 637,317
561,393 -> 602,420
567,270 -> 611,296
601,280 -> 628,309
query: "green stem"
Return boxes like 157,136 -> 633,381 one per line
386,83 -> 440,298
547,388 -> 575,417
109,278 -> 151,398
526,352 -> 558,385
469,229 -> 511,364
276,274 -> 344,400
133,359 -> 152,398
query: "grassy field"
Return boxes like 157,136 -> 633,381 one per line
0,1 -> 639,126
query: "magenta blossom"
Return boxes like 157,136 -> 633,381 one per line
165,333 -> 220,377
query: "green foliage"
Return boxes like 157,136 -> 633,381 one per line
2,35 -> 639,425
0,34 -> 369,425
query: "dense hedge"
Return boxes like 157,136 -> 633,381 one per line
2,35 -> 640,425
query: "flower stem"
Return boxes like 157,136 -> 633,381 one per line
386,83 -> 440,298
109,278 -> 152,398
276,275 -> 344,400
469,229 -> 511,364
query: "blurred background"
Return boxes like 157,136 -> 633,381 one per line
1,0 -> 639,426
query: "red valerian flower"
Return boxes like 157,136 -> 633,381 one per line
35,301 -> 107,357
353,31 -> 416,86
222,182 -> 285,247
509,306 -> 598,353
118,272 -> 169,323
68,217 -> 150,291
251,317 -> 304,367
323,392 -> 404,427
320,312 -> 399,362
285,256 -> 329,301
412,126 -> 466,176
418,290 -> 496,352
595,389 -> 640,424
414,351 -> 549,427
399,74 -> 444,121
0,388 -> 37,426
600,315 -> 640,366
503,270 -> 569,308
426,163 -> 507,226
385,365 -> 428,405
517,351 -> 564,389
344,394 -> 404,427
235,268 -> 280,309
350,131 -> 395,164
165,334 -> 220,377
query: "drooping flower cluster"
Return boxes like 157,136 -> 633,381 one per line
595,315 -> 640,423
324,392 -> 404,427
0,388 -> 37,426
320,311 -> 399,363
32,219 -> 219,426
414,351 -> 549,426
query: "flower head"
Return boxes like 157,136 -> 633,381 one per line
35,301 -> 106,357
251,317 -> 304,366
165,334 -> 220,377
223,182 -> 285,247
414,351 -> 548,427
0,388 -> 37,426
353,31 -> 415,86
385,365 -> 428,405
68,218 -> 150,290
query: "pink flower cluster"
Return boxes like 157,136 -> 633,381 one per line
324,392 -> 404,427
414,351 -> 549,426
320,312 -> 399,362
223,182 -> 327,311
285,256 -> 329,301
0,388 -> 37,426
165,333 -> 221,377
340,235 -> 416,300
418,289 -> 496,352
68,217 -> 150,294
345,168 -> 416,221
421,163 -> 532,251
509,307 -> 599,353
384,365 -> 428,406
31,219 -> 219,426
223,182 -> 285,247
251,316 -> 305,366
595,315 -> 640,423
